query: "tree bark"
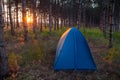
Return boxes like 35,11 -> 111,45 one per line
40,14 -> 42,32
56,18 -> 59,30
60,18 -> 63,28
49,0 -> 52,34
83,8 -> 86,32
6,4 -> 9,28
78,2 -> 81,29
15,1 -> 19,28
109,0 -> 115,48
0,0 -> 9,78
8,0 -> 15,35
104,8 -> 108,38
32,0 -> 37,38
13,9 -> 16,28
22,0 -> 28,41
44,13 -> 47,29
119,11 -> 120,30
54,17 -> 57,30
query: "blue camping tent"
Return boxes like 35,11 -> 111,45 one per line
54,27 -> 97,70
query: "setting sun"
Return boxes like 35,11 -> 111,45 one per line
27,15 -> 33,23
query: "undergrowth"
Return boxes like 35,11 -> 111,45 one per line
80,27 -> 108,45
105,31 -> 120,64
8,52 -> 21,71
20,40 -> 44,66
105,47 -> 120,64
7,27 -> 120,70
80,27 -> 120,64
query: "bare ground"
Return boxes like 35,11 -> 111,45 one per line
16,41 -> 120,80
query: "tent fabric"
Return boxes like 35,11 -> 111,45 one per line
54,27 -> 97,70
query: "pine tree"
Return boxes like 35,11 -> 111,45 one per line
22,0 -> 28,41
0,0 -> 9,79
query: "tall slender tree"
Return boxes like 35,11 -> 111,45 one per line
83,7 -> 86,32
40,13 -> 43,32
32,0 -> 37,38
6,2 -> 9,28
49,0 -> 52,34
119,11 -> 120,30
22,0 -> 28,41
8,0 -> 15,35
78,0 -> 82,29
109,0 -> 115,48
14,0 -> 19,28
0,0 -> 9,79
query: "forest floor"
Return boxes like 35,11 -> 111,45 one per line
5,27 -> 120,80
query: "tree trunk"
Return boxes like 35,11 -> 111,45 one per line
83,8 -> 86,32
2,1 -> 5,24
49,0 -> 52,34
119,11 -> 120,30
56,18 -> 59,30
68,16 -> 71,27
15,1 -> 19,28
70,1 -> 74,27
40,14 -> 42,32
13,9 -> 16,28
63,19 -> 65,27
44,13 -> 47,29
22,0 -> 28,41
78,3 -> 81,29
61,18 -> 63,28
89,16 -> 92,28
32,0 -> 37,38
6,4 -> 9,28
109,0 -> 115,48
8,0 -> 14,35
104,7 -> 108,37
0,0 -> 9,78
54,17 -> 57,30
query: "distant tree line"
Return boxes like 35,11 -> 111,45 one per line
1,0 -> 120,35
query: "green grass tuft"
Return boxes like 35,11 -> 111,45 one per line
106,47 -> 120,64
113,31 -> 120,47
20,40 -> 43,66
79,27 -> 120,64
80,27 -> 108,45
